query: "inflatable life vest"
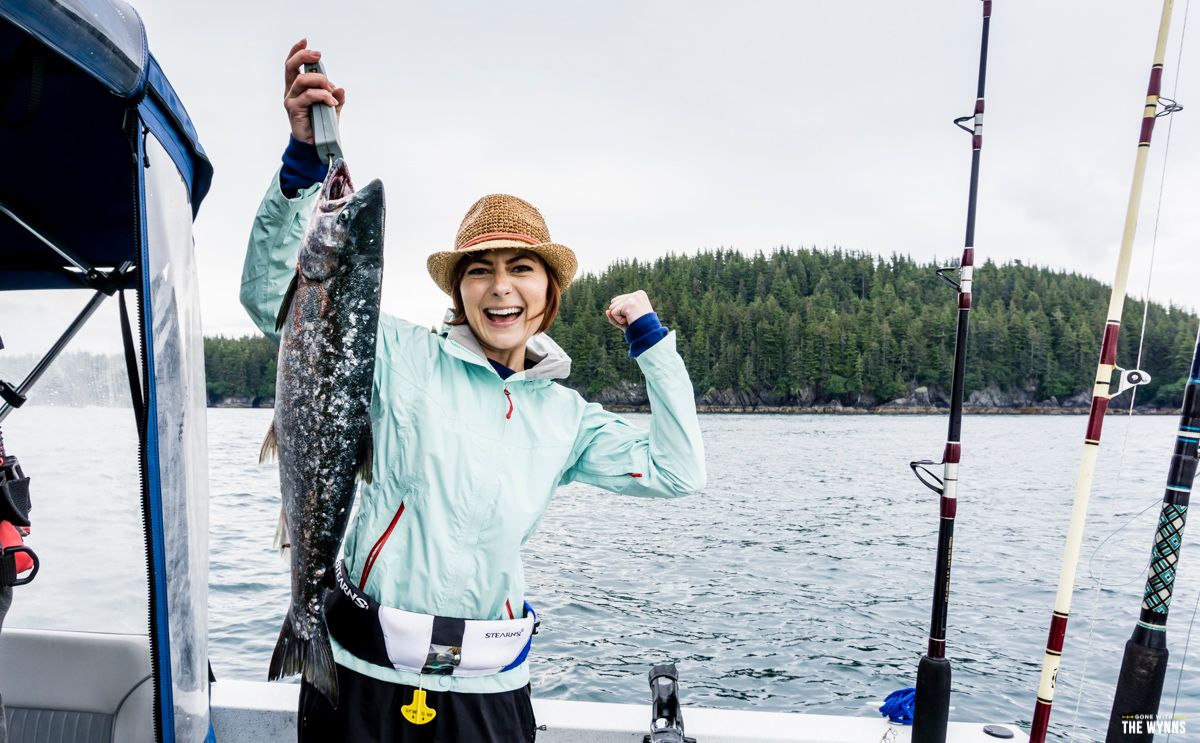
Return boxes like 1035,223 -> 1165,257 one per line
0,521 -> 33,575
0,453 -> 37,585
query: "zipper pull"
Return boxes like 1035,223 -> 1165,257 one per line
504,387 -> 513,420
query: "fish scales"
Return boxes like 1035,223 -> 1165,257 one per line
264,159 -> 385,707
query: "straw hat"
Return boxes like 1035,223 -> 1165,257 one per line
427,194 -> 578,295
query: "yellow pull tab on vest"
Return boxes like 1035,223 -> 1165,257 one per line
401,688 -> 436,725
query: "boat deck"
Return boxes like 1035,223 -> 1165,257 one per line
211,679 -> 1029,743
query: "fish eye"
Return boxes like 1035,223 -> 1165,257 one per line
338,211 -> 351,224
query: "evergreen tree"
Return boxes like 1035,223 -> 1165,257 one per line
204,249 -> 1198,409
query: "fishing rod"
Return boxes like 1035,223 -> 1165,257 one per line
1105,325 -> 1198,742
906,3 -> 992,743
1028,2 -> 1175,741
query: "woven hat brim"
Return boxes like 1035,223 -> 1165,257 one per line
427,242 -> 578,296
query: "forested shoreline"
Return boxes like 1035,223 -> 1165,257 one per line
205,248 -> 1198,411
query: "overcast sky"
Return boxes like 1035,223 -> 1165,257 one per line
7,1 -> 1200,355
7,0 -> 1195,666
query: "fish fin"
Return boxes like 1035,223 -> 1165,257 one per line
259,424 -> 279,464
268,612 -> 339,708
355,427 -> 374,484
273,509 -> 291,557
275,272 -> 300,332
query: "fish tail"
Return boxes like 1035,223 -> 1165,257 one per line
267,613 -> 340,707
267,613 -> 302,681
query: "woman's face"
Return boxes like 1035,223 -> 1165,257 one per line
459,249 -> 549,366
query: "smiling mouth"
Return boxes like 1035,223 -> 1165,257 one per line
484,308 -> 524,325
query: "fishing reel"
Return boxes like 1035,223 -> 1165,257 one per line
644,663 -> 697,743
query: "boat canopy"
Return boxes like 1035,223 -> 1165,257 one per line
0,0 -> 213,291
1,2 -> 215,742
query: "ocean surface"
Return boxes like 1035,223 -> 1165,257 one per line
4,407 -> 1198,741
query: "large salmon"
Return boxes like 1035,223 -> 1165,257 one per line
261,159 -> 384,706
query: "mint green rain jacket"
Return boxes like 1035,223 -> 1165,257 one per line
241,174 -> 706,694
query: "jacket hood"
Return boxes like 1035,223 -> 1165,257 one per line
440,314 -> 572,382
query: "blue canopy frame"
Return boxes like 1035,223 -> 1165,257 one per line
1,3 -> 216,742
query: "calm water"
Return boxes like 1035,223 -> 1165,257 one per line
5,407 -> 1199,740
207,410 -> 1199,740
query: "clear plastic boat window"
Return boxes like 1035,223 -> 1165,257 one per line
143,129 -> 211,743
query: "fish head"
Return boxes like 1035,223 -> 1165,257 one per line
298,159 -> 386,280
347,178 -> 385,265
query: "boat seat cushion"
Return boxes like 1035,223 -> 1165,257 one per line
0,629 -> 153,743
5,708 -> 113,743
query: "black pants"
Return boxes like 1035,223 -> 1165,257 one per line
298,663 -> 537,743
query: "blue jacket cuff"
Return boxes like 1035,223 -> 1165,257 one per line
625,312 -> 669,358
279,136 -> 329,197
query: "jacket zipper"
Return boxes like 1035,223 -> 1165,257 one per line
360,501 -> 405,590
504,387 -> 513,420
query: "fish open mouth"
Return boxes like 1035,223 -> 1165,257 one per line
321,159 -> 356,205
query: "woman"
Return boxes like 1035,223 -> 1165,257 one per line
241,39 -> 706,742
